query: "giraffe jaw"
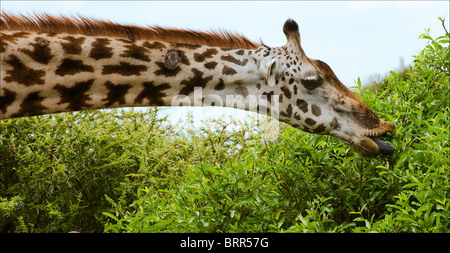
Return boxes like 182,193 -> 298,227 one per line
356,121 -> 396,157
332,121 -> 396,158
364,121 -> 396,156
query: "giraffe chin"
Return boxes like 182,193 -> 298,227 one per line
354,136 -> 395,158
353,121 -> 396,157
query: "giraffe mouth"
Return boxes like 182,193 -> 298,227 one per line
361,121 -> 396,156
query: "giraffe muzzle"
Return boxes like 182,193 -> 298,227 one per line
364,121 -> 396,156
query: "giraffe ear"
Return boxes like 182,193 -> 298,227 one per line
260,59 -> 282,87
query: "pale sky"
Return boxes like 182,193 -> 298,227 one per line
2,1 -> 449,125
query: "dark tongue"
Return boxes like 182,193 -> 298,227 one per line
371,138 -> 395,155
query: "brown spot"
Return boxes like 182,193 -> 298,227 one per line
102,62 -> 148,76
302,125 -> 312,133
235,50 -> 245,55
305,118 -> 316,126
311,104 -> 321,117
194,48 -> 218,62
177,50 -> 190,65
235,86 -> 249,98
11,91 -> 47,118
280,104 -> 293,118
314,124 -> 326,133
1,32 -> 29,44
13,32 -> 30,38
204,61 -> 218,69
121,43 -> 150,62
20,37 -> 53,64
222,65 -> 237,75
4,55 -> 45,86
294,112 -> 301,120
281,86 -> 291,99
143,41 -> 166,50
56,59 -> 94,76
293,85 -> 298,95
90,38 -> 113,60
214,78 -> 225,91
154,61 -> 181,77
221,54 -> 248,66
296,99 -> 308,113
54,79 -> 94,111
0,88 -> 17,115
262,91 -> 275,103
61,36 -> 85,55
180,68 -> 213,95
134,81 -> 170,106
102,81 -> 132,106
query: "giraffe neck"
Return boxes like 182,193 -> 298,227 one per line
1,31 -> 278,119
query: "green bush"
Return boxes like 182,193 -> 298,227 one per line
1,20 -> 448,233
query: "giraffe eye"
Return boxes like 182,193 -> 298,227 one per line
301,76 -> 323,90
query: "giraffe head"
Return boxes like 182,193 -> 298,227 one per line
259,19 -> 395,157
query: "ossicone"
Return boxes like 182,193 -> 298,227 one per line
283,19 -> 299,36
282,18 -> 303,55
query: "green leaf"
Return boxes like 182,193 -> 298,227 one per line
390,71 -> 399,79
103,212 -> 119,222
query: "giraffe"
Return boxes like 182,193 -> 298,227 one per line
0,13 -> 396,157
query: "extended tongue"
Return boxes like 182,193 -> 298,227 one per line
371,138 -> 395,155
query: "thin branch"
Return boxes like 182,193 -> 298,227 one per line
439,17 -> 449,38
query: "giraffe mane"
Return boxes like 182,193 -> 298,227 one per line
0,12 -> 260,49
